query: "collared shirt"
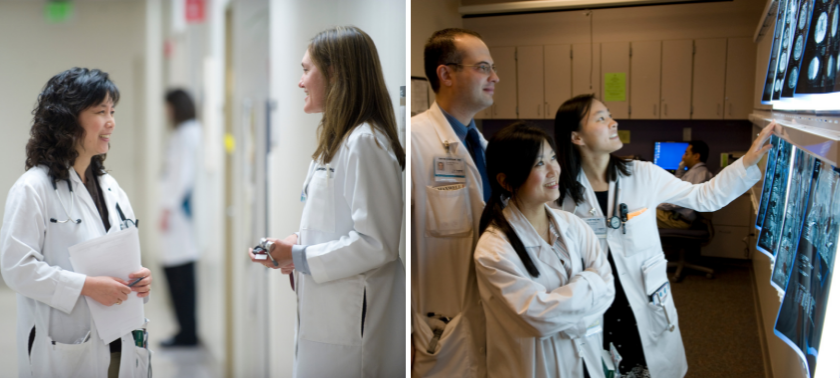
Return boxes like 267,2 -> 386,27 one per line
658,162 -> 714,220
440,108 -> 476,144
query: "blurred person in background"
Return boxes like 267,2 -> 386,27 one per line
0,67 -> 152,377
248,26 -> 405,377
159,89 -> 202,348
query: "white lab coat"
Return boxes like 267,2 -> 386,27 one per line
292,124 -> 405,377
474,203 -> 615,378
159,119 -> 201,267
411,102 -> 487,378
553,158 -> 760,377
0,165 -> 150,378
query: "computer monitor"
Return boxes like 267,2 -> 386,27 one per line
653,141 -> 689,171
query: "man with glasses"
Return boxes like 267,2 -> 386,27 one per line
410,28 -> 498,377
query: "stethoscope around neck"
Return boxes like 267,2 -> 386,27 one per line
606,178 -> 629,234
50,178 -> 81,224
49,176 -> 139,229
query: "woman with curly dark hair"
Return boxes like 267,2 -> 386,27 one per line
0,67 -> 153,378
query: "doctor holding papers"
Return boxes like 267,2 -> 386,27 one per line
68,227 -> 145,344
0,68 -> 152,378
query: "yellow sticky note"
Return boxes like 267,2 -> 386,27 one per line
224,133 -> 236,154
603,72 -> 626,102
618,130 -> 631,144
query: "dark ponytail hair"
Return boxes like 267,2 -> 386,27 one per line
553,94 -> 630,206
479,121 -> 557,278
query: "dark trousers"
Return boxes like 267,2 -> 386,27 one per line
163,261 -> 198,343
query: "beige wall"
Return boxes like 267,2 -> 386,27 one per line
411,0 -> 462,78
0,1 -> 146,247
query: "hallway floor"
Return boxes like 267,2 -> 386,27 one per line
0,280 -> 219,378
669,255 -> 767,378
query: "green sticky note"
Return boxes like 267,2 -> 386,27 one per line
45,1 -> 73,24
618,130 -> 631,144
603,72 -> 626,102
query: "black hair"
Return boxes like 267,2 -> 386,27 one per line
479,121 -> 557,278
165,89 -> 196,127
688,140 -> 709,163
424,28 -> 483,93
25,67 -> 120,182
553,94 -> 630,206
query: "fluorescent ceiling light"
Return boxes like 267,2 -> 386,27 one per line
460,0 -> 723,16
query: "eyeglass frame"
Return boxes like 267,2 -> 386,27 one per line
443,62 -> 497,75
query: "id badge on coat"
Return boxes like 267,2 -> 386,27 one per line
583,217 -> 607,238
433,156 -> 466,184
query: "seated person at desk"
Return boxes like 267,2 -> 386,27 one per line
657,140 -> 714,229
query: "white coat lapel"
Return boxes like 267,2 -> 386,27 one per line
503,203 -> 569,283
576,170 -> 617,218
428,103 -> 482,191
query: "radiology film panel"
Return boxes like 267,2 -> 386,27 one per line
765,0 -> 793,102
782,0 -> 816,97
759,140 -> 795,257
772,151 -> 818,292
759,135 -> 784,229
795,0 -> 840,94
774,163 -> 840,378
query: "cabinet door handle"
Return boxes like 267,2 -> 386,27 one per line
545,102 -> 550,118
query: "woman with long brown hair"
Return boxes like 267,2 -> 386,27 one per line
248,26 -> 405,377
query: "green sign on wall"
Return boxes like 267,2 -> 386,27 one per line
45,1 -> 73,24
603,72 -> 626,102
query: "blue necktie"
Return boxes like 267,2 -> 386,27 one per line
465,127 -> 491,202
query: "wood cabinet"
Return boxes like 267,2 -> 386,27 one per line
724,37 -> 757,120
601,42 -> 630,119
572,43 -> 601,99
517,46 -> 544,119
476,46 -> 517,119
544,44 -> 572,119
692,38 -> 727,119
630,41 -> 662,119
661,39 -> 693,119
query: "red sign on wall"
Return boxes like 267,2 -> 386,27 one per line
185,0 -> 205,24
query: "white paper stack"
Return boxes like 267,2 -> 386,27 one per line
68,227 -> 145,344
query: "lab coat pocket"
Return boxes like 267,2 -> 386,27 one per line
412,312 -> 472,378
31,336 -> 97,378
642,257 -> 678,339
645,294 -> 679,339
301,171 -> 335,234
621,208 -> 655,257
132,346 -> 151,378
298,275 -> 363,346
424,185 -> 473,238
